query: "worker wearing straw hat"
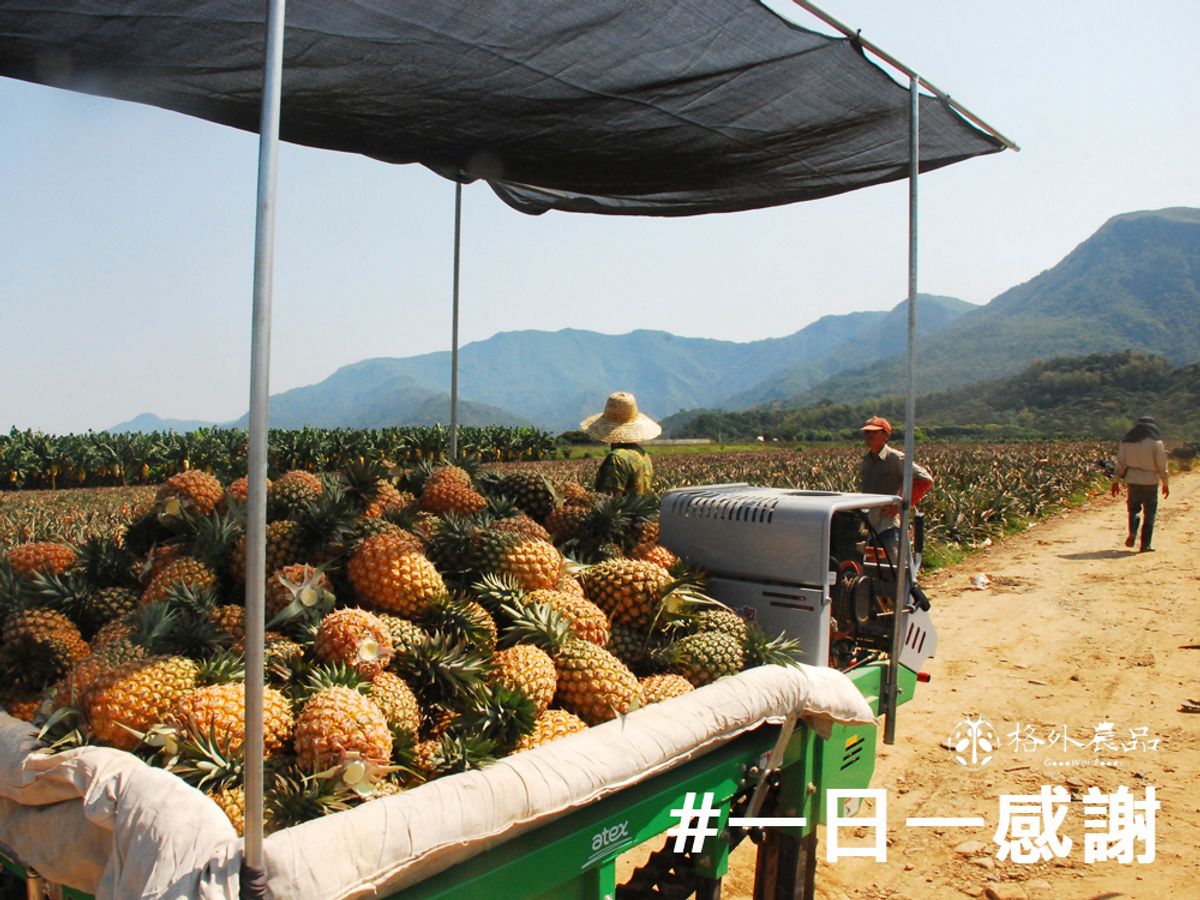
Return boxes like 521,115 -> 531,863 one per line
582,391 -> 661,495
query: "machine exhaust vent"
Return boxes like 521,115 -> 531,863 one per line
665,491 -> 780,524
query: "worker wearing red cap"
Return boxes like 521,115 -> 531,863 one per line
859,416 -> 933,552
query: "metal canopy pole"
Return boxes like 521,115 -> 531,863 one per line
448,181 -> 463,461
884,76 -> 920,746
789,0 -> 1020,151
244,0 -> 287,871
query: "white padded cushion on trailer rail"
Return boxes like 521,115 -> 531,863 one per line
0,663 -> 873,899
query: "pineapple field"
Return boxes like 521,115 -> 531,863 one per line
0,442 -> 1110,839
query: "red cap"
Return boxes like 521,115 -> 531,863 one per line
860,416 -> 892,436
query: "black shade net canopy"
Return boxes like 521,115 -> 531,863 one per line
0,0 -> 1003,216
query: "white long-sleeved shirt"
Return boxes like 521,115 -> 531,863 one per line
1115,438 -> 1169,487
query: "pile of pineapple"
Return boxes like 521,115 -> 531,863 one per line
0,461 -> 799,836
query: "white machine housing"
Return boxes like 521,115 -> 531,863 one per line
659,483 -> 937,671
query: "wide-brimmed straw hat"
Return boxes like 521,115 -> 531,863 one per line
581,391 -> 661,443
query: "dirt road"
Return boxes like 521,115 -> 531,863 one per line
719,470 -> 1199,899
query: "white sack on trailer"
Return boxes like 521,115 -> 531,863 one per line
0,663 -> 873,899
0,715 -> 242,898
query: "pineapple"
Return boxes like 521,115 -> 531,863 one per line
662,631 -> 745,687
375,614 -> 427,659
558,482 -> 593,503
228,520 -> 309,584
476,531 -> 563,592
267,470 -> 323,520
690,608 -> 750,644
83,586 -> 141,634
1,692 -> 45,723
0,608 -> 90,693
314,608 -> 394,679
155,470 -> 225,521
630,542 -> 679,570
513,708 -> 588,752
209,785 -> 247,836
168,681 -> 294,755
524,588 -> 609,647
419,465 -> 487,516
293,686 -> 392,772
639,673 -> 694,704
5,542 -> 77,579
579,558 -> 672,630
423,514 -> 484,585
545,502 -> 591,542
368,671 -> 422,738
141,556 -> 218,605
491,644 -> 557,716
341,459 -> 412,519
607,622 -> 660,676
409,732 -> 496,778
501,602 -> 638,725
86,655 -> 200,751
492,514 -> 553,544
492,472 -> 557,523
347,533 -> 445,618
225,475 -> 265,506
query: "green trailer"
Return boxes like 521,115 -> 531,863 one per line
2,660 -> 915,900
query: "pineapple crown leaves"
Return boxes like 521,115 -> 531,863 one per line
194,648 -> 248,686
468,572 -> 526,612
451,683 -> 536,756
140,584 -> 230,657
420,593 -> 496,651
295,660 -> 371,702
74,534 -> 141,590
418,732 -> 498,778
496,600 -> 573,655
338,458 -> 400,501
175,509 -> 245,573
743,625 -> 804,668
0,560 -> 51,621
292,481 -> 361,558
393,631 -> 492,708
21,568 -> 83,617
481,493 -> 522,520
135,719 -> 245,792
265,765 -> 358,833
647,576 -> 724,633
36,705 -> 92,754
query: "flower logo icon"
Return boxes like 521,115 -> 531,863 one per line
951,715 -> 998,768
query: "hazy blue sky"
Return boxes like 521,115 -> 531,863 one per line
2,1 -> 1197,434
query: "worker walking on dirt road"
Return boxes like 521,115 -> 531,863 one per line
583,391 -> 660,496
859,416 -> 933,560
1112,415 -> 1169,552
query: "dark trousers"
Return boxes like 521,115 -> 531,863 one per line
1127,484 -> 1158,550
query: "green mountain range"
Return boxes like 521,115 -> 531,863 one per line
111,207 -> 1200,435
664,352 -> 1200,441
795,207 -> 1200,404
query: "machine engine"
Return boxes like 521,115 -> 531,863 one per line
659,484 -> 936,673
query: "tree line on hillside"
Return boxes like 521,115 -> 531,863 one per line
666,352 -> 1200,443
